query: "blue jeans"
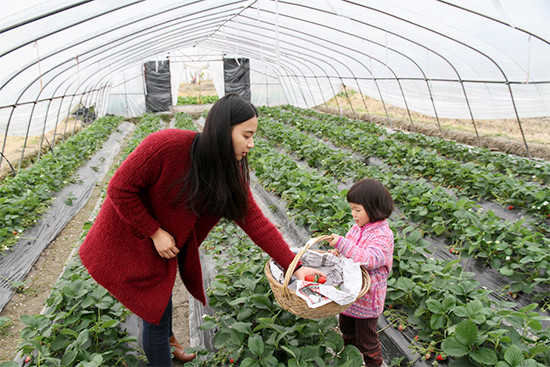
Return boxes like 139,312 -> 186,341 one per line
142,298 -> 174,367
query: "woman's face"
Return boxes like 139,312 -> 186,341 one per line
231,116 -> 257,161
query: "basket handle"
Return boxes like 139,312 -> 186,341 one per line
282,235 -> 333,298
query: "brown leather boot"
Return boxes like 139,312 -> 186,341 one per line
169,335 -> 196,363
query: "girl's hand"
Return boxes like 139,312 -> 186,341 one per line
329,249 -> 341,257
327,234 -> 341,247
151,227 -> 180,259
293,266 -> 326,280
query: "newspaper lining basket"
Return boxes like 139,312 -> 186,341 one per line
264,235 -> 371,319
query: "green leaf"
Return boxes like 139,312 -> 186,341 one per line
455,320 -> 478,347
19,314 -> 38,327
300,345 -> 321,361
252,295 -> 272,309
434,224 -> 446,235
198,320 -> 217,330
61,348 -> 78,366
470,347 -> 497,365
441,336 -> 470,357
248,334 -> 264,356
500,266 -> 514,277
281,345 -> 300,360
426,299 -> 443,314
231,322 -> 252,334
503,344 -> 525,367
408,230 -> 422,244
430,313 -> 447,330
518,303 -> 538,313
237,307 -> 254,321
213,330 -> 232,350
321,330 -> 344,352
442,295 -> 456,311
51,334 -> 71,351
240,357 -> 259,367
61,328 -> 79,338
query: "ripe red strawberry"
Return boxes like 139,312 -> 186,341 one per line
230,358 -> 234,363
508,205 -> 514,210
305,275 -> 326,283
436,354 -> 446,361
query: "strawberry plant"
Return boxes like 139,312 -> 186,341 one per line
13,259 -> 140,367
174,112 -> 197,130
0,115 -> 123,252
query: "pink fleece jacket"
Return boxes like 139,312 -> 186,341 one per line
334,219 -> 394,318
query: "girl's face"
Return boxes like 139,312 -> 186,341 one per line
231,116 -> 257,161
349,202 -> 370,227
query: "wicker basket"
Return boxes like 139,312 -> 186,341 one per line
265,235 -> 371,319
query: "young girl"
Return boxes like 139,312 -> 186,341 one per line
327,178 -> 394,367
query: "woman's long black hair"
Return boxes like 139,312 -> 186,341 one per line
176,93 -> 257,221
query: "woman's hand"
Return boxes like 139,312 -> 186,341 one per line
150,227 -> 180,259
293,266 -> 326,280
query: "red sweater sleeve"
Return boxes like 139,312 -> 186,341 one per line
106,133 -> 164,239
236,190 -> 297,270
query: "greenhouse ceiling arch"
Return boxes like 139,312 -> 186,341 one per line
1,0 -> 549,161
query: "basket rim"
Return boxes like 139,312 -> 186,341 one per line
264,236 -> 371,318
264,254 -> 371,308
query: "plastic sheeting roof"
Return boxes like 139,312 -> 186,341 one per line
1,0 -> 549,137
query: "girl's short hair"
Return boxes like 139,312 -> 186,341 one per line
346,178 -> 393,222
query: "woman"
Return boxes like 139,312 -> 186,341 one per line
79,94 -> 324,366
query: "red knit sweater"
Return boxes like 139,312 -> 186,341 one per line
79,129 -> 297,324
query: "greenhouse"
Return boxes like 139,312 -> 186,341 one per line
0,1 -> 549,366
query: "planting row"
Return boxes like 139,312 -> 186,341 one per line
0,115 -> 123,253
1,114 -> 171,367
286,105 -> 550,186
255,109 -> 550,299
247,133 -> 549,366
177,95 -> 220,105
266,106 -> 550,226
